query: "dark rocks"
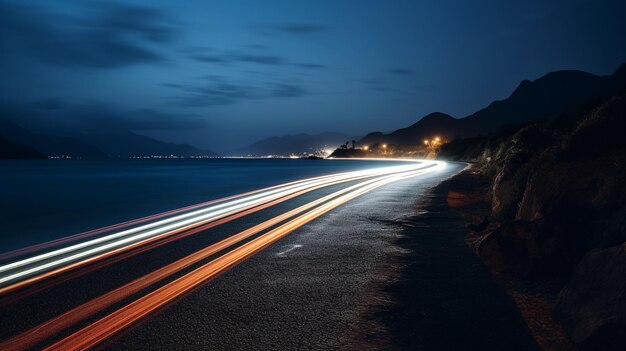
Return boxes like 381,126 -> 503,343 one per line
466,216 -> 490,232
446,95 -> 626,348
556,244 -> 626,350
478,221 -> 533,276
328,148 -> 367,158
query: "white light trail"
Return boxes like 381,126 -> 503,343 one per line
0,160 -> 445,289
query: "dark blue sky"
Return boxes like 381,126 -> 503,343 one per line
1,0 -> 625,151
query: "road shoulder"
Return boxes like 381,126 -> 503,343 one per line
352,170 -> 539,350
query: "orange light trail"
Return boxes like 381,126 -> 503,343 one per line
0,169 -> 371,263
0,162 -> 438,291
43,168 -> 435,351
0,178 -> 337,304
0,171 -> 419,351
0,169 -> 392,297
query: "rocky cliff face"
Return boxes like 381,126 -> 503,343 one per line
442,96 -> 626,349
557,243 -> 626,350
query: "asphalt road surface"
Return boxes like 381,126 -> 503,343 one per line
0,160 -> 536,350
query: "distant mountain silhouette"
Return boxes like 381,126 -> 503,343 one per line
0,134 -> 46,159
0,119 -> 214,158
77,132 -> 214,158
232,132 -> 354,156
0,119 -> 106,158
359,63 -> 626,146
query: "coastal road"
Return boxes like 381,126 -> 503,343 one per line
0,159 -> 464,350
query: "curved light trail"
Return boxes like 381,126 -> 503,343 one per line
0,159 -> 446,351
44,166 -> 441,351
0,161 -> 440,290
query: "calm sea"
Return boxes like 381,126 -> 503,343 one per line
0,158 -> 403,252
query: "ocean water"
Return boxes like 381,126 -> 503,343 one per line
0,158 -> 404,252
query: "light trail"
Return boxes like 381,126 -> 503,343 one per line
0,167 -> 439,351
0,162 -> 440,291
0,164 -> 410,262
44,166 -> 441,351
0,172 -> 372,299
0,178 -> 316,262
0,163 -> 423,272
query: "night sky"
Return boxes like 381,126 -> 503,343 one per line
1,0 -> 625,152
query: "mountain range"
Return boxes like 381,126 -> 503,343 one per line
0,134 -> 46,160
79,132 -> 214,158
3,63 -> 625,159
231,132 -> 354,156
0,119 -> 106,159
359,63 -> 626,147
0,119 -> 214,159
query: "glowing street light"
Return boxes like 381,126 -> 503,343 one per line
363,146 -> 369,151
424,139 -> 429,145
382,144 -> 387,149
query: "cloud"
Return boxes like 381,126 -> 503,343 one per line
388,68 -> 414,76
168,77 -> 308,107
171,81 -> 256,107
188,55 -> 231,63
360,79 -> 399,93
88,3 -> 177,43
0,1 -> 177,68
273,24 -> 327,34
183,48 -> 327,69
235,54 -> 283,65
272,84 -> 306,98
1,99 -> 205,133
186,50 -> 285,66
252,23 -> 328,36
184,47 -> 321,68
293,63 -> 327,69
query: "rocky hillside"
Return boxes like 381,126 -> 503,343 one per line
358,63 -> 626,148
440,95 -> 626,350
359,112 -> 461,146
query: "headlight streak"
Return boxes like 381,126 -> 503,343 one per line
0,172 -> 377,299
0,161 -> 441,290
0,163 -> 418,263
0,166 -> 438,351
43,165 -> 441,351
0,174 -> 338,263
